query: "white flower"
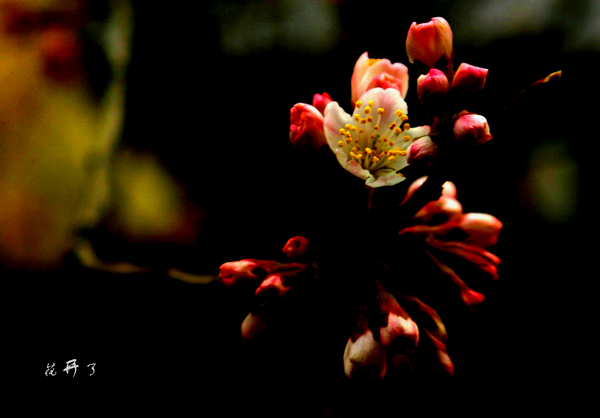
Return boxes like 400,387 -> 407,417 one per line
324,88 -> 430,187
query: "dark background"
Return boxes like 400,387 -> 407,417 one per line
17,0 -> 595,414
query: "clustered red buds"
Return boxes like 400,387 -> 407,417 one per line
399,177 -> 502,308
276,16 -> 504,382
343,280 -> 419,379
404,17 -> 492,165
218,245 -> 312,343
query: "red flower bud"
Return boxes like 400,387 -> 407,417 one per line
406,17 -> 453,68
453,112 -> 492,145
451,63 -> 488,93
408,136 -> 440,166
289,103 -> 327,151
417,69 -> 449,114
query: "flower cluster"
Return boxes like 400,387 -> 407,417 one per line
407,17 -> 492,165
291,51 -> 432,187
222,17 -> 504,382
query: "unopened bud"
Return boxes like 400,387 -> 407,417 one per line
417,69 -> 449,114
289,103 -> 327,151
453,112 -> 492,145
451,63 -> 488,93
406,17 -> 453,69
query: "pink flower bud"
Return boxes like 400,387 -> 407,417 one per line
351,52 -> 409,106
451,63 -> 488,93
416,69 -> 449,113
407,136 -> 439,165
312,92 -> 332,115
289,103 -> 327,151
453,112 -> 492,145
406,17 -> 453,68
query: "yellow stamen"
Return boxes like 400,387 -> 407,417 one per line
338,141 -> 344,147
364,107 -> 371,114
377,108 -> 384,115
356,100 -> 363,108
403,135 -> 411,142
368,100 -> 375,108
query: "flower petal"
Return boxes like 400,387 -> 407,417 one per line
333,149 -> 372,181
367,169 -> 405,187
351,52 -> 409,105
324,101 -> 353,149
